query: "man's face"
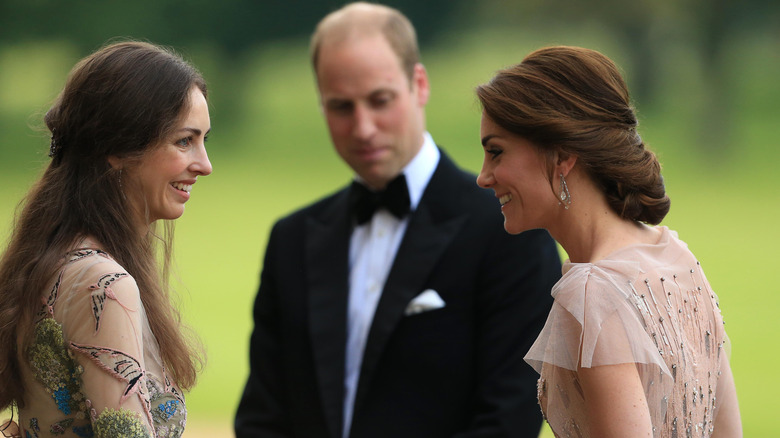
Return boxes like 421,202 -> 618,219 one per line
316,33 -> 429,190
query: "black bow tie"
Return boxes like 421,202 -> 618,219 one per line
349,174 -> 411,224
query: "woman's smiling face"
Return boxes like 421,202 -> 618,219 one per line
476,113 -> 558,234
125,86 -> 212,225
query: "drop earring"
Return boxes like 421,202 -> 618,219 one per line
558,173 -> 571,209
118,169 -> 127,200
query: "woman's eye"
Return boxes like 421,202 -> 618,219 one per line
487,148 -> 502,158
176,137 -> 191,147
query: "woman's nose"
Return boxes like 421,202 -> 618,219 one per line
193,145 -> 213,176
476,165 -> 494,188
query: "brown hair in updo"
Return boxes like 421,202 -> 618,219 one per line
476,46 -> 670,224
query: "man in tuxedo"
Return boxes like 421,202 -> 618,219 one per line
235,3 -> 561,437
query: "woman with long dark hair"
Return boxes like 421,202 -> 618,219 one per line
0,40 -> 211,437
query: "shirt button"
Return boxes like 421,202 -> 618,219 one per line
369,283 -> 379,293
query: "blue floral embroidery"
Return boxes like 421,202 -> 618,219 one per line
53,386 -> 72,414
72,424 -> 94,437
147,377 -> 186,438
28,319 -> 86,416
157,400 -> 179,420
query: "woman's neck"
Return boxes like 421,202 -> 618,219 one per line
75,235 -> 103,250
549,174 -> 659,264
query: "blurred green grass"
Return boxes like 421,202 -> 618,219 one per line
2,29 -> 778,437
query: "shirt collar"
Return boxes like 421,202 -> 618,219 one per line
402,132 -> 440,211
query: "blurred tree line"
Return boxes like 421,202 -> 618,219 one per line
464,0 -> 779,155
0,0 -> 457,53
1,0 -> 778,156
0,0 -> 458,156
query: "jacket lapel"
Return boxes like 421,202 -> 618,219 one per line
352,154 -> 468,413
306,189 -> 351,438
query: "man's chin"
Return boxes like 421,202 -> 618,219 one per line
355,170 -> 397,190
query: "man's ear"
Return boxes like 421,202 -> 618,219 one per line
412,63 -> 430,107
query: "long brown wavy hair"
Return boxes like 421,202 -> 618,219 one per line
477,46 -> 670,224
0,40 -> 205,410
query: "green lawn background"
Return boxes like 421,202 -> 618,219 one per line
1,29 -> 778,437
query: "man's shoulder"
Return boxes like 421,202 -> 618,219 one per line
273,185 -> 350,227
429,152 -> 504,216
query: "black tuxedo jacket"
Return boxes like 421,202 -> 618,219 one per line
235,151 -> 561,438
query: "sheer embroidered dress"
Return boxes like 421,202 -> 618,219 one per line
15,248 -> 186,437
525,227 -> 729,437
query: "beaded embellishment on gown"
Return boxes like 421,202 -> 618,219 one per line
525,227 -> 728,437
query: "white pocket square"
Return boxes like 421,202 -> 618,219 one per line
404,289 -> 446,316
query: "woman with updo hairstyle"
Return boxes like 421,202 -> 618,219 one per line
0,40 -> 212,437
476,46 -> 741,437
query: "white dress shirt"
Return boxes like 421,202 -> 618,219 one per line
343,133 -> 440,437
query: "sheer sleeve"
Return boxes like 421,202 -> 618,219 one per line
54,254 -> 154,437
525,259 -> 671,376
524,229 -> 731,437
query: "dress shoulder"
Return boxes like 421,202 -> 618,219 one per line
48,249 -> 140,339
525,258 -> 671,376
24,248 -> 186,437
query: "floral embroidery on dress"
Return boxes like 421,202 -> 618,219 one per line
92,409 -> 149,438
146,376 -> 186,438
26,418 -> 40,438
20,248 -> 187,438
27,319 -> 88,419
49,418 -> 73,435
70,425 -> 93,438
156,401 -> 178,421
